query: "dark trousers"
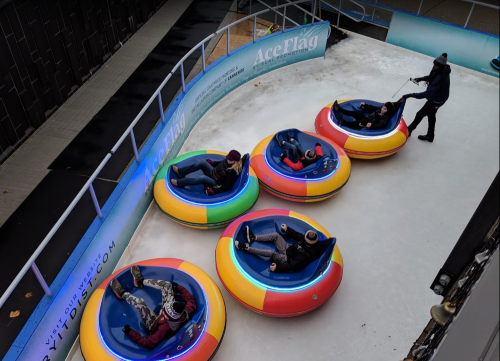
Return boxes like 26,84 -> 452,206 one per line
281,139 -> 305,162
338,108 -> 367,130
176,160 -> 217,187
408,101 -> 440,139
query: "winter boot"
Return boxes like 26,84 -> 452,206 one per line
418,135 -> 433,142
131,265 -> 144,288
235,241 -> 249,251
111,279 -> 126,299
246,226 -> 256,243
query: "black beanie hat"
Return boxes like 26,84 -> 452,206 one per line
173,301 -> 186,315
384,102 -> 395,113
434,53 -> 448,66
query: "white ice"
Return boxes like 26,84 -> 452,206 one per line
69,32 -> 499,361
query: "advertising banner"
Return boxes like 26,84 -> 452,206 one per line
6,22 -> 330,361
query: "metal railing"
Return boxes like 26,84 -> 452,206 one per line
320,0 -> 367,26
343,0 -> 499,30
0,0 -> 325,309
461,0 -> 499,28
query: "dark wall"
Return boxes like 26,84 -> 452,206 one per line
0,0 -> 166,164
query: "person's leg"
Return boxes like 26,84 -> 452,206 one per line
338,107 -> 367,122
341,120 -> 364,130
176,175 -> 217,187
122,292 -> 157,329
289,139 -> 305,158
281,141 -> 299,161
177,160 -> 213,178
255,233 -> 289,255
426,106 -> 439,140
246,247 -> 277,258
408,101 -> 433,133
143,279 -> 175,305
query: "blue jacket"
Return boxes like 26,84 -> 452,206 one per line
404,65 -> 451,105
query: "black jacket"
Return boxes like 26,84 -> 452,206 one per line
404,65 -> 451,105
275,227 -> 330,272
360,104 -> 392,129
210,154 -> 247,194
209,160 -> 238,194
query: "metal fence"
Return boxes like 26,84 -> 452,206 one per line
328,0 -> 499,31
0,0 -> 330,309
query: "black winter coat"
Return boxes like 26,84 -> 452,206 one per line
360,104 -> 393,129
404,65 -> 451,105
274,226 -> 330,272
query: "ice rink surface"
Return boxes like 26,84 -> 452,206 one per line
70,32 -> 499,361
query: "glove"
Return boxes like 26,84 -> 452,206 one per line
315,142 -> 320,147
411,77 -> 421,84
280,153 -> 286,162
398,97 -> 406,103
205,159 -> 214,165
171,282 -> 179,292
123,325 -> 131,334
205,187 -> 215,195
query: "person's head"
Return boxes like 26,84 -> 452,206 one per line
304,149 -> 317,160
382,102 -> 396,116
304,230 -> 318,245
226,150 -> 243,175
163,301 -> 186,320
226,150 -> 241,165
433,53 -> 448,70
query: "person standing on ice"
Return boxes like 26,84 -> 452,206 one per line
400,53 -> 451,143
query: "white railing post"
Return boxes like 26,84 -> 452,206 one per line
253,15 -> 257,42
202,42 -> 206,72
130,130 -> 139,161
464,3 -> 475,27
180,62 -> 186,92
312,0 -> 317,23
31,263 -> 52,296
89,183 -> 103,218
157,93 -> 165,123
417,0 -> 424,15
283,6 -> 287,30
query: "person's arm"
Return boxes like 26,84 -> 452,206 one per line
404,75 -> 441,99
284,226 -> 304,242
283,157 -> 303,171
212,170 -> 238,194
273,261 -> 295,272
315,144 -> 324,157
273,255 -> 307,272
370,114 -> 390,129
127,323 -> 171,349
362,104 -> 378,113
177,285 -> 197,314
